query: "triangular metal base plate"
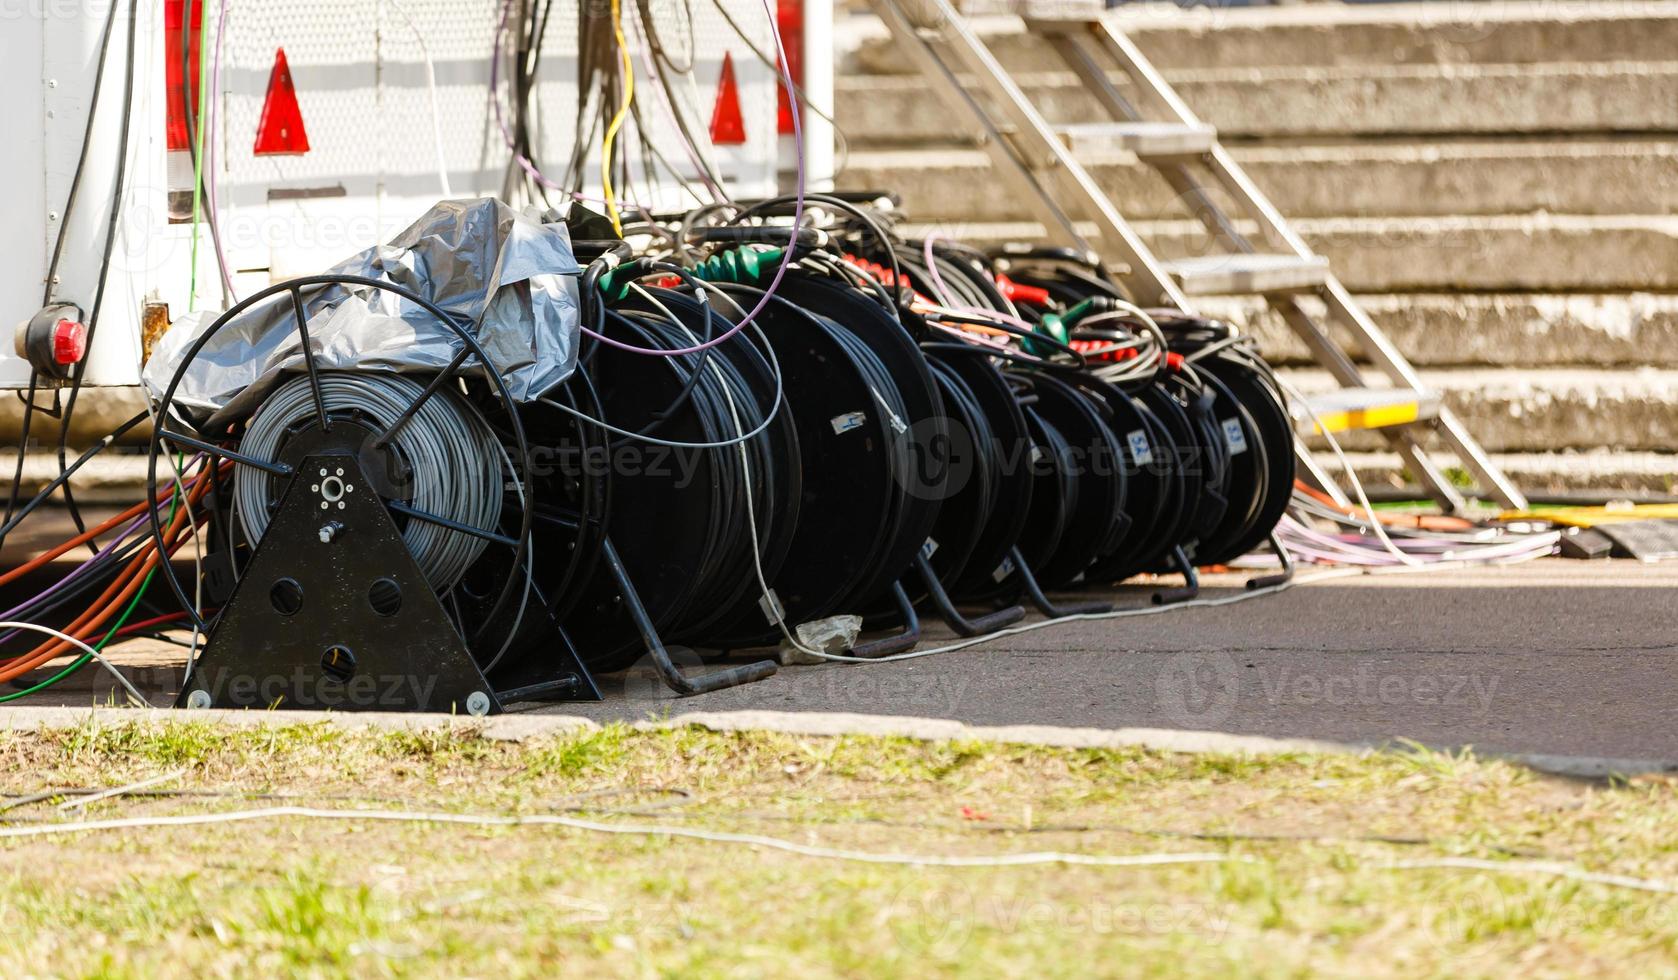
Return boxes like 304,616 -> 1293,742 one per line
177,454 -> 501,714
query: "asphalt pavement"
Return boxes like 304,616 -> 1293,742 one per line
17,557 -> 1678,765
544,560 -> 1678,763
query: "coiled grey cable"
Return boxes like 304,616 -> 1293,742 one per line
235,373 -> 504,591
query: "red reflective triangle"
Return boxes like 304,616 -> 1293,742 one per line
254,47 -> 310,155
709,52 -> 747,146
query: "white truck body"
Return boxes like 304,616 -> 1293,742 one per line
1,0 -> 830,393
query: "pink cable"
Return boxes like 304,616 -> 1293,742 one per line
920,233 -> 1036,332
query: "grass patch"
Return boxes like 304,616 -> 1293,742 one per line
0,721 -> 1671,976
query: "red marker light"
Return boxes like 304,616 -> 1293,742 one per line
15,304 -> 86,379
51,318 -> 87,366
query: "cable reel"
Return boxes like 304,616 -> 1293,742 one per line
130,226 -> 1298,703
529,281 -> 799,672
147,275 -> 598,714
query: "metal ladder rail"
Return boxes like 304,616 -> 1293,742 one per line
1041,20 -> 1468,512
871,0 -> 1352,506
866,0 -> 1525,511
869,0 -> 1192,311
1040,16 -> 1528,511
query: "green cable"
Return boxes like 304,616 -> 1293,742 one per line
186,0 -> 213,311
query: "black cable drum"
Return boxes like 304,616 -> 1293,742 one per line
938,352 -> 1035,601
769,271 -> 947,622
1009,371 -> 1128,589
525,287 -> 801,671
696,283 -> 913,647
1159,318 -> 1295,566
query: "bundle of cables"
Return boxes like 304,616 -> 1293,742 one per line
527,258 -> 801,670
0,454 -> 224,704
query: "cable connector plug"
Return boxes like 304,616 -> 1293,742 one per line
689,246 -> 789,287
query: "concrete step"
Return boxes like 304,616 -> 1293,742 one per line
1282,368 -> 1678,454
1197,294 -> 1678,370
1334,449 -> 1678,496
898,216 -> 1678,292
843,2 -> 1678,73
841,140 -> 1678,220
0,450 -> 159,503
835,63 -> 1678,142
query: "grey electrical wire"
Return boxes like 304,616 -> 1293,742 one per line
234,373 -> 503,591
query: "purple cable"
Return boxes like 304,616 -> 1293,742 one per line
0,511 -> 154,647
0,454 -> 211,643
920,233 -> 1034,332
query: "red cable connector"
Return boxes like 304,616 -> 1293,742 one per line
995,274 -> 1050,307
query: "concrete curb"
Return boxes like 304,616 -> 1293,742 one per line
0,706 -> 599,741
4,706 -> 1671,778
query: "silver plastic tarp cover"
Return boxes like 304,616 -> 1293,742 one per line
143,198 -> 583,420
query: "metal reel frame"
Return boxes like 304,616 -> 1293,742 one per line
145,274 -> 538,660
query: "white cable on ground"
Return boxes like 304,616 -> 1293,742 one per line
0,622 -> 148,706
1389,857 -> 1678,896
0,803 -> 1232,868
58,768 -> 186,811
0,804 -> 1673,896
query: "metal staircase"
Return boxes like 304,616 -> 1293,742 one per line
865,0 -> 1527,512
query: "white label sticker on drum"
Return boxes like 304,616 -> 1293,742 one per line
921,538 -> 939,560
1221,417 -> 1249,455
1126,429 -> 1153,466
830,411 -> 866,435
992,555 -> 1016,583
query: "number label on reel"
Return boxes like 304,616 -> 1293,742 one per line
1125,429 -> 1154,467
1220,417 -> 1249,456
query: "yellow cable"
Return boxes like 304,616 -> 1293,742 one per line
601,0 -> 635,237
